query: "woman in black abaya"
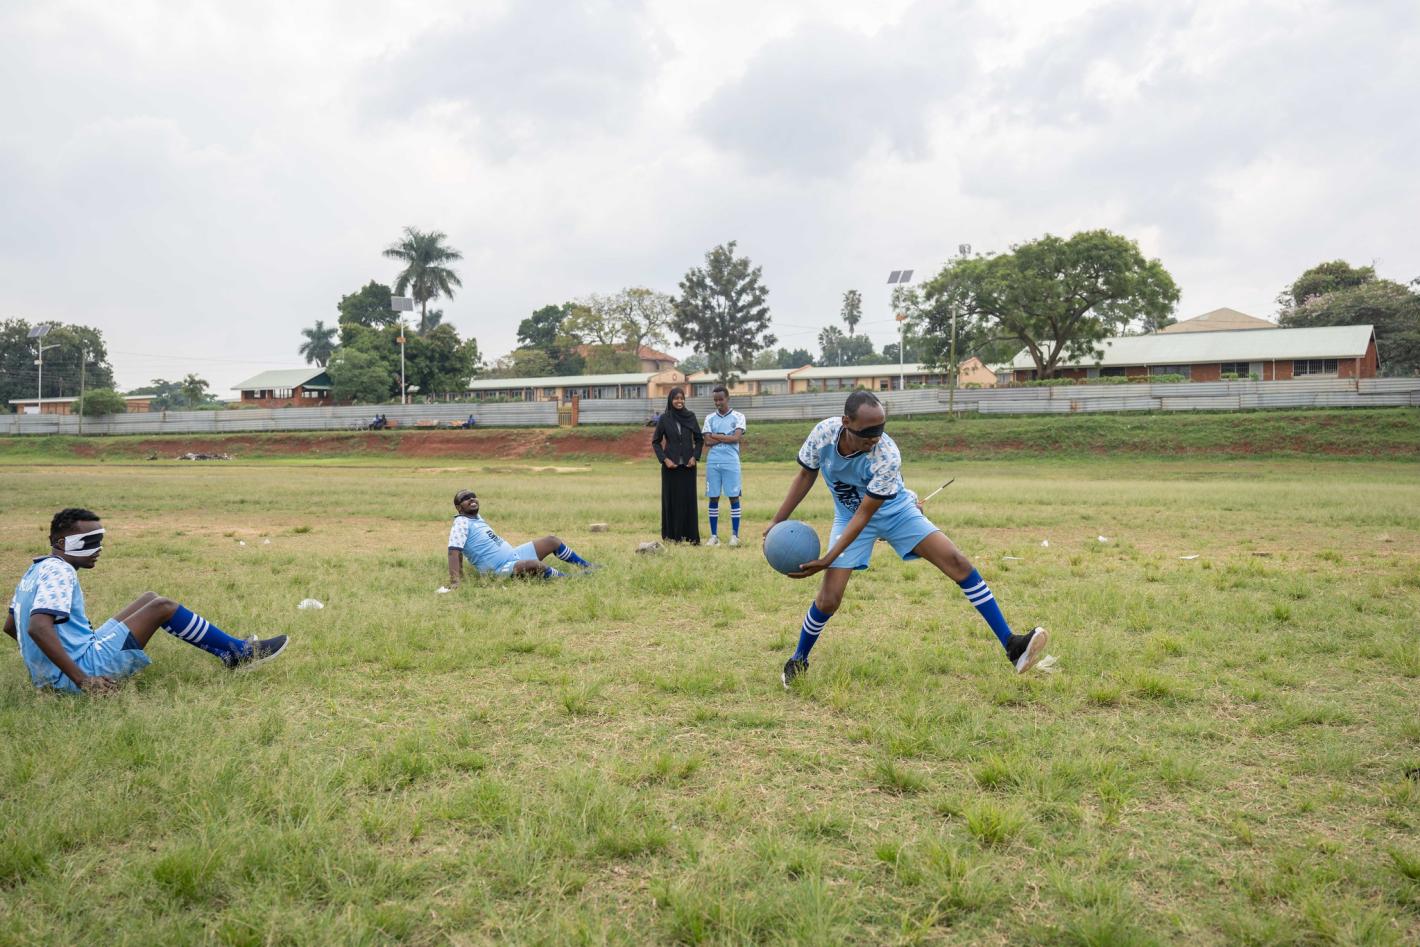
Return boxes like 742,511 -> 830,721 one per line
652,387 -> 703,543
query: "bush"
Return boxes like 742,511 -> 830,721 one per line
77,389 -> 127,416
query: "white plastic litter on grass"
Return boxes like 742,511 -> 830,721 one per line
262,539 -> 271,545
436,587 -> 451,594
1040,540 -> 1050,548
297,598 -> 324,610
1097,536 -> 1110,543
1003,556 -> 1024,561
1179,555 -> 1200,560
238,540 -> 246,546
1037,655 -> 1059,673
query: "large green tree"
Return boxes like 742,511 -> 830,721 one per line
127,376 -> 218,410
671,241 -> 776,384
1278,264 -> 1420,376
337,281 -> 397,328
299,320 -> 338,366
516,303 -> 586,375
405,324 -> 480,395
817,325 -> 878,367
920,230 -> 1179,379
383,227 -> 463,327
0,319 -> 116,408
1279,260 -> 1377,310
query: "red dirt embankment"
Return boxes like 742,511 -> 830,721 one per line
69,429 -> 656,461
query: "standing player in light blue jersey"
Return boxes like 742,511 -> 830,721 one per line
701,384 -> 747,547
765,391 -> 1048,687
5,508 -> 288,694
446,489 -> 596,587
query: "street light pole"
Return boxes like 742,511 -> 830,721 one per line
27,324 -> 57,415
887,268 -> 914,391
390,296 -> 415,407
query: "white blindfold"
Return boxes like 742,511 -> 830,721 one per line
61,527 -> 105,557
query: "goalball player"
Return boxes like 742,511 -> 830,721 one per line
5,508 -> 289,694
765,391 -> 1048,687
701,384 -> 746,546
446,489 -> 596,586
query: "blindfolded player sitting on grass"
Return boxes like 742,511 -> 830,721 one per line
766,392 -> 1048,687
5,508 -> 288,694
446,489 -> 597,588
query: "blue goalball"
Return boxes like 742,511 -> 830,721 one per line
764,520 -> 822,576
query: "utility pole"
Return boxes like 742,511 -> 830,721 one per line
946,243 -> 970,420
78,347 -> 87,435
27,324 -> 57,416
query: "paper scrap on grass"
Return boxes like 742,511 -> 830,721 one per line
1003,556 -> 1024,561
238,540 -> 246,546
1179,555 -> 1200,560
1037,655 -> 1059,673
262,539 -> 271,545
1040,540 -> 1050,548
436,587 -> 451,594
297,598 -> 324,610
1097,536 -> 1110,543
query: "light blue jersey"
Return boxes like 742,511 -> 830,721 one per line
448,515 -> 520,574
9,556 -> 127,689
702,409 -> 746,467
797,417 -> 914,517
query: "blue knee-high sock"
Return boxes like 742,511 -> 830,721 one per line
554,543 -> 590,567
163,605 -> 249,661
792,603 -> 832,661
957,569 -> 1013,648
730,497 -> 741,537
543,565 -> 568,579
708,498 -> 719,537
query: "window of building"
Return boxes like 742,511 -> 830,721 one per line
761,381 -> 786,394
1100,367 -> 1127,378
1219,362 -> 1250,376
692,382 -> 715,397
1148,364 -> 1191,379
879,378 -> 892,391
301,389 -> 323,398
273,388 -> 293,399
1293,359 -> 1338,377
623,384 -> 645,398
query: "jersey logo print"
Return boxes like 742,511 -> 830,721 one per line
832,480 -> 862,512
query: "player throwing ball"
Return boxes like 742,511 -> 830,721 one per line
766,392 -> 1048,687
5,508 -> 288,694
446,489 -> 596,586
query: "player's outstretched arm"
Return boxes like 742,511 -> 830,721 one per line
447,549 -> 464,588
791,495 -> 884,578
4,610 -> 16,641
765,466 -> 818,538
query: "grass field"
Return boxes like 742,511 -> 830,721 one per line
2,453 -> 1419,944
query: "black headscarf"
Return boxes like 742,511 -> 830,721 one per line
653,387 -> 703,466
664,387 -> 697,427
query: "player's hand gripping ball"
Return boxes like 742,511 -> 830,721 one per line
764,520 -> 822,577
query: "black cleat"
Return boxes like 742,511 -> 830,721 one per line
222,635 -> 289,671
1005,628 -> 1048,674
782,657 -> 808,689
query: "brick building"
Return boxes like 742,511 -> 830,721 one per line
231,369 -> 334,407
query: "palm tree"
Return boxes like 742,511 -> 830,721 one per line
383,227 -> 464,326
417,308 -> 445,336
299,320 -> 338,366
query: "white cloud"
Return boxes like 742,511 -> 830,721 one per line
0,0 -> 1414,393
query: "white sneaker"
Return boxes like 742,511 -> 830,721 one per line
704,536 -> 720,546
728,535 -> 741,547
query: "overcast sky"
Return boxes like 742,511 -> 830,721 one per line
1,0 -> 1415,394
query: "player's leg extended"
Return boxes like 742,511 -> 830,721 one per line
707,495 -> 720,541
120,593 -> 288,669
531,534 -> 593,569
729,494 -> 742,542
912,532 -> 1047,673
783,568 -> 853,686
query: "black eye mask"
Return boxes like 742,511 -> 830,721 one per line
847,422 -> 885,438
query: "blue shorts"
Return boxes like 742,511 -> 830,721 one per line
48,618 -> 151,693
828,502 -> 940,571
490,541 -> 540,576
705,465 -> 742,498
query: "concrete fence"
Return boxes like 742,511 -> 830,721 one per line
2,378 -> 1415,437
